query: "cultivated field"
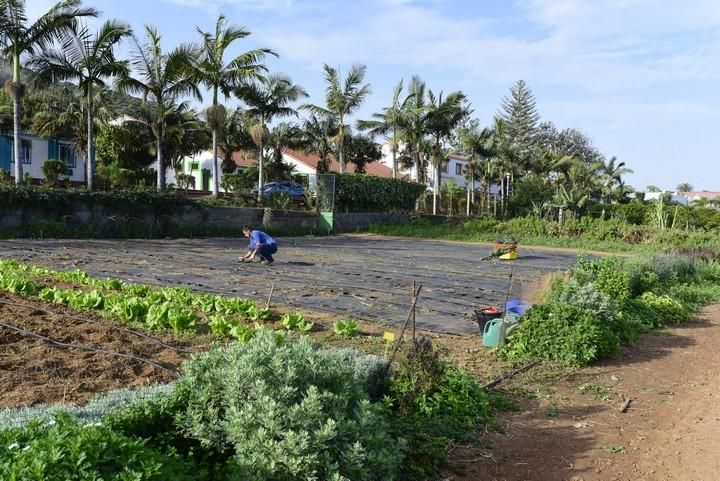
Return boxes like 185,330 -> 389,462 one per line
0,235 -> 580,334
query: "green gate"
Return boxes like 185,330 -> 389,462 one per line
316,174 -> 335,234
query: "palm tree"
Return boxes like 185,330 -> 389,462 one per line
459,124 -> 495,215
676,182 -> 694,193
0,0 -> 96,184
398,75 -> 429,183
301,64 -> 370,174
424,89 -> 469,214
117,26 -> 200,191
600,156 -> 633,207
345,133 -> 381,174
192,15 -> 274,196
264,122 -> 304,181
357,79 -> 413,179
235,73 -> 307,199
218,107 -> 255,174
30,19 -> 131,190
302,113 -> 337,174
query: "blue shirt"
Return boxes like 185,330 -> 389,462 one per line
249,230 -> 275,249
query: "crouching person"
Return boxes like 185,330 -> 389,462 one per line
240,225 -> 277,265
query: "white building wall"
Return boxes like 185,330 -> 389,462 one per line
8,135 -> 85,183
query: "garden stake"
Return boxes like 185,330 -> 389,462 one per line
387,284 -> 423,369
498,266 -> 514,348
266,283 -> 276,309
412,280 -> 416,342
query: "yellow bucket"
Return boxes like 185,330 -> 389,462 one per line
498,250 -> 518,260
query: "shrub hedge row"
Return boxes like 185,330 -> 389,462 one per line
334,174 -> 427,212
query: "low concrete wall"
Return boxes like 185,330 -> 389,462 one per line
334,212 -> 409,233
0,199 -> 413,238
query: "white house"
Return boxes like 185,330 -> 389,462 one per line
0,133 -> 86,183
644,191 -> 689,205
379,142 -> 500,195
153,147 -> 396,193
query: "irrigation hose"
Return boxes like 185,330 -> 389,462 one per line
0,299 -> 194,354
0,320 -> 180,379
482,360 -> 540,390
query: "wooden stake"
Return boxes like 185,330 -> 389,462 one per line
498,266 -> 514,347
412,280 -> 416,342
387,284 -> 423,368
266,283 -> 276,309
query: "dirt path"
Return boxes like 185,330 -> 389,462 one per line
454,304 -> 720,481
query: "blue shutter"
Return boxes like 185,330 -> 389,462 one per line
0,136 -> 10,171
47,139 -> 58,160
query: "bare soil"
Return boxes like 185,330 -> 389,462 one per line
0,293 -> 198,408
449,305 -> 720,481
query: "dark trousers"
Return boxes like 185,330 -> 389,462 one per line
256,243 -> 277,262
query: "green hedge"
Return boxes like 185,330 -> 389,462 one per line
334,174 -> 427,212
0,185 -> 194,212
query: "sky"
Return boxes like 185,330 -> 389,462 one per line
27,0 -> 720,191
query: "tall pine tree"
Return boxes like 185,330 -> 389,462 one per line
495,80 -> 540,171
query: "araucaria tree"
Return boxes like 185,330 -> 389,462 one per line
495,79 -> 540,172
30,19 -> 131,190
235,73 -> 307,200
118,25 -> 200,191
0,0 -> 96,184
192,15 -> 274,196
302,64 -> 370,174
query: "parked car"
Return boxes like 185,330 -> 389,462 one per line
258,181 -> 307,203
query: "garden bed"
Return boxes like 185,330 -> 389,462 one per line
0,292 -> 197,408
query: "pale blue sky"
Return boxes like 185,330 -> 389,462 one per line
29,0 -> 720,191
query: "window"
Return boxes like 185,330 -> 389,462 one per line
59,144 -> 75,168
190,161 -> 200,171
441,163 -> 449,173
10,139 -> 32,165
456,163 -> 463,175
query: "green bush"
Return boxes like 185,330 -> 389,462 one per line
263,190 -> 292,209
390,337 -> 489,480
504,303 -> 619,367
172,329 -> 402,480
0,414 -> 200,481
334,173 -> 426,212
574,257 -> 631,304
550,279 -> 617,323
638,292 -> 691,323
41,159 -> 70,186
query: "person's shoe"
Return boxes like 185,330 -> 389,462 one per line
261,259 -> 273,265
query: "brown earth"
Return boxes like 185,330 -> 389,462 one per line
449,304 -> 720,481
0,293 -> 199,408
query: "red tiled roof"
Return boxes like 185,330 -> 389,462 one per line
682,191 -> 720,198
225,149 -> 258,168
284,149 -> 395,178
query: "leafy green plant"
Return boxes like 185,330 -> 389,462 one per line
638,292 -> 691,323
280,312 -> 313,331
390,337 -> 489,480
333,319 -> 360,337
504,303 -> 619,367
0,414 -> 199,481
0,272 -> 38,295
